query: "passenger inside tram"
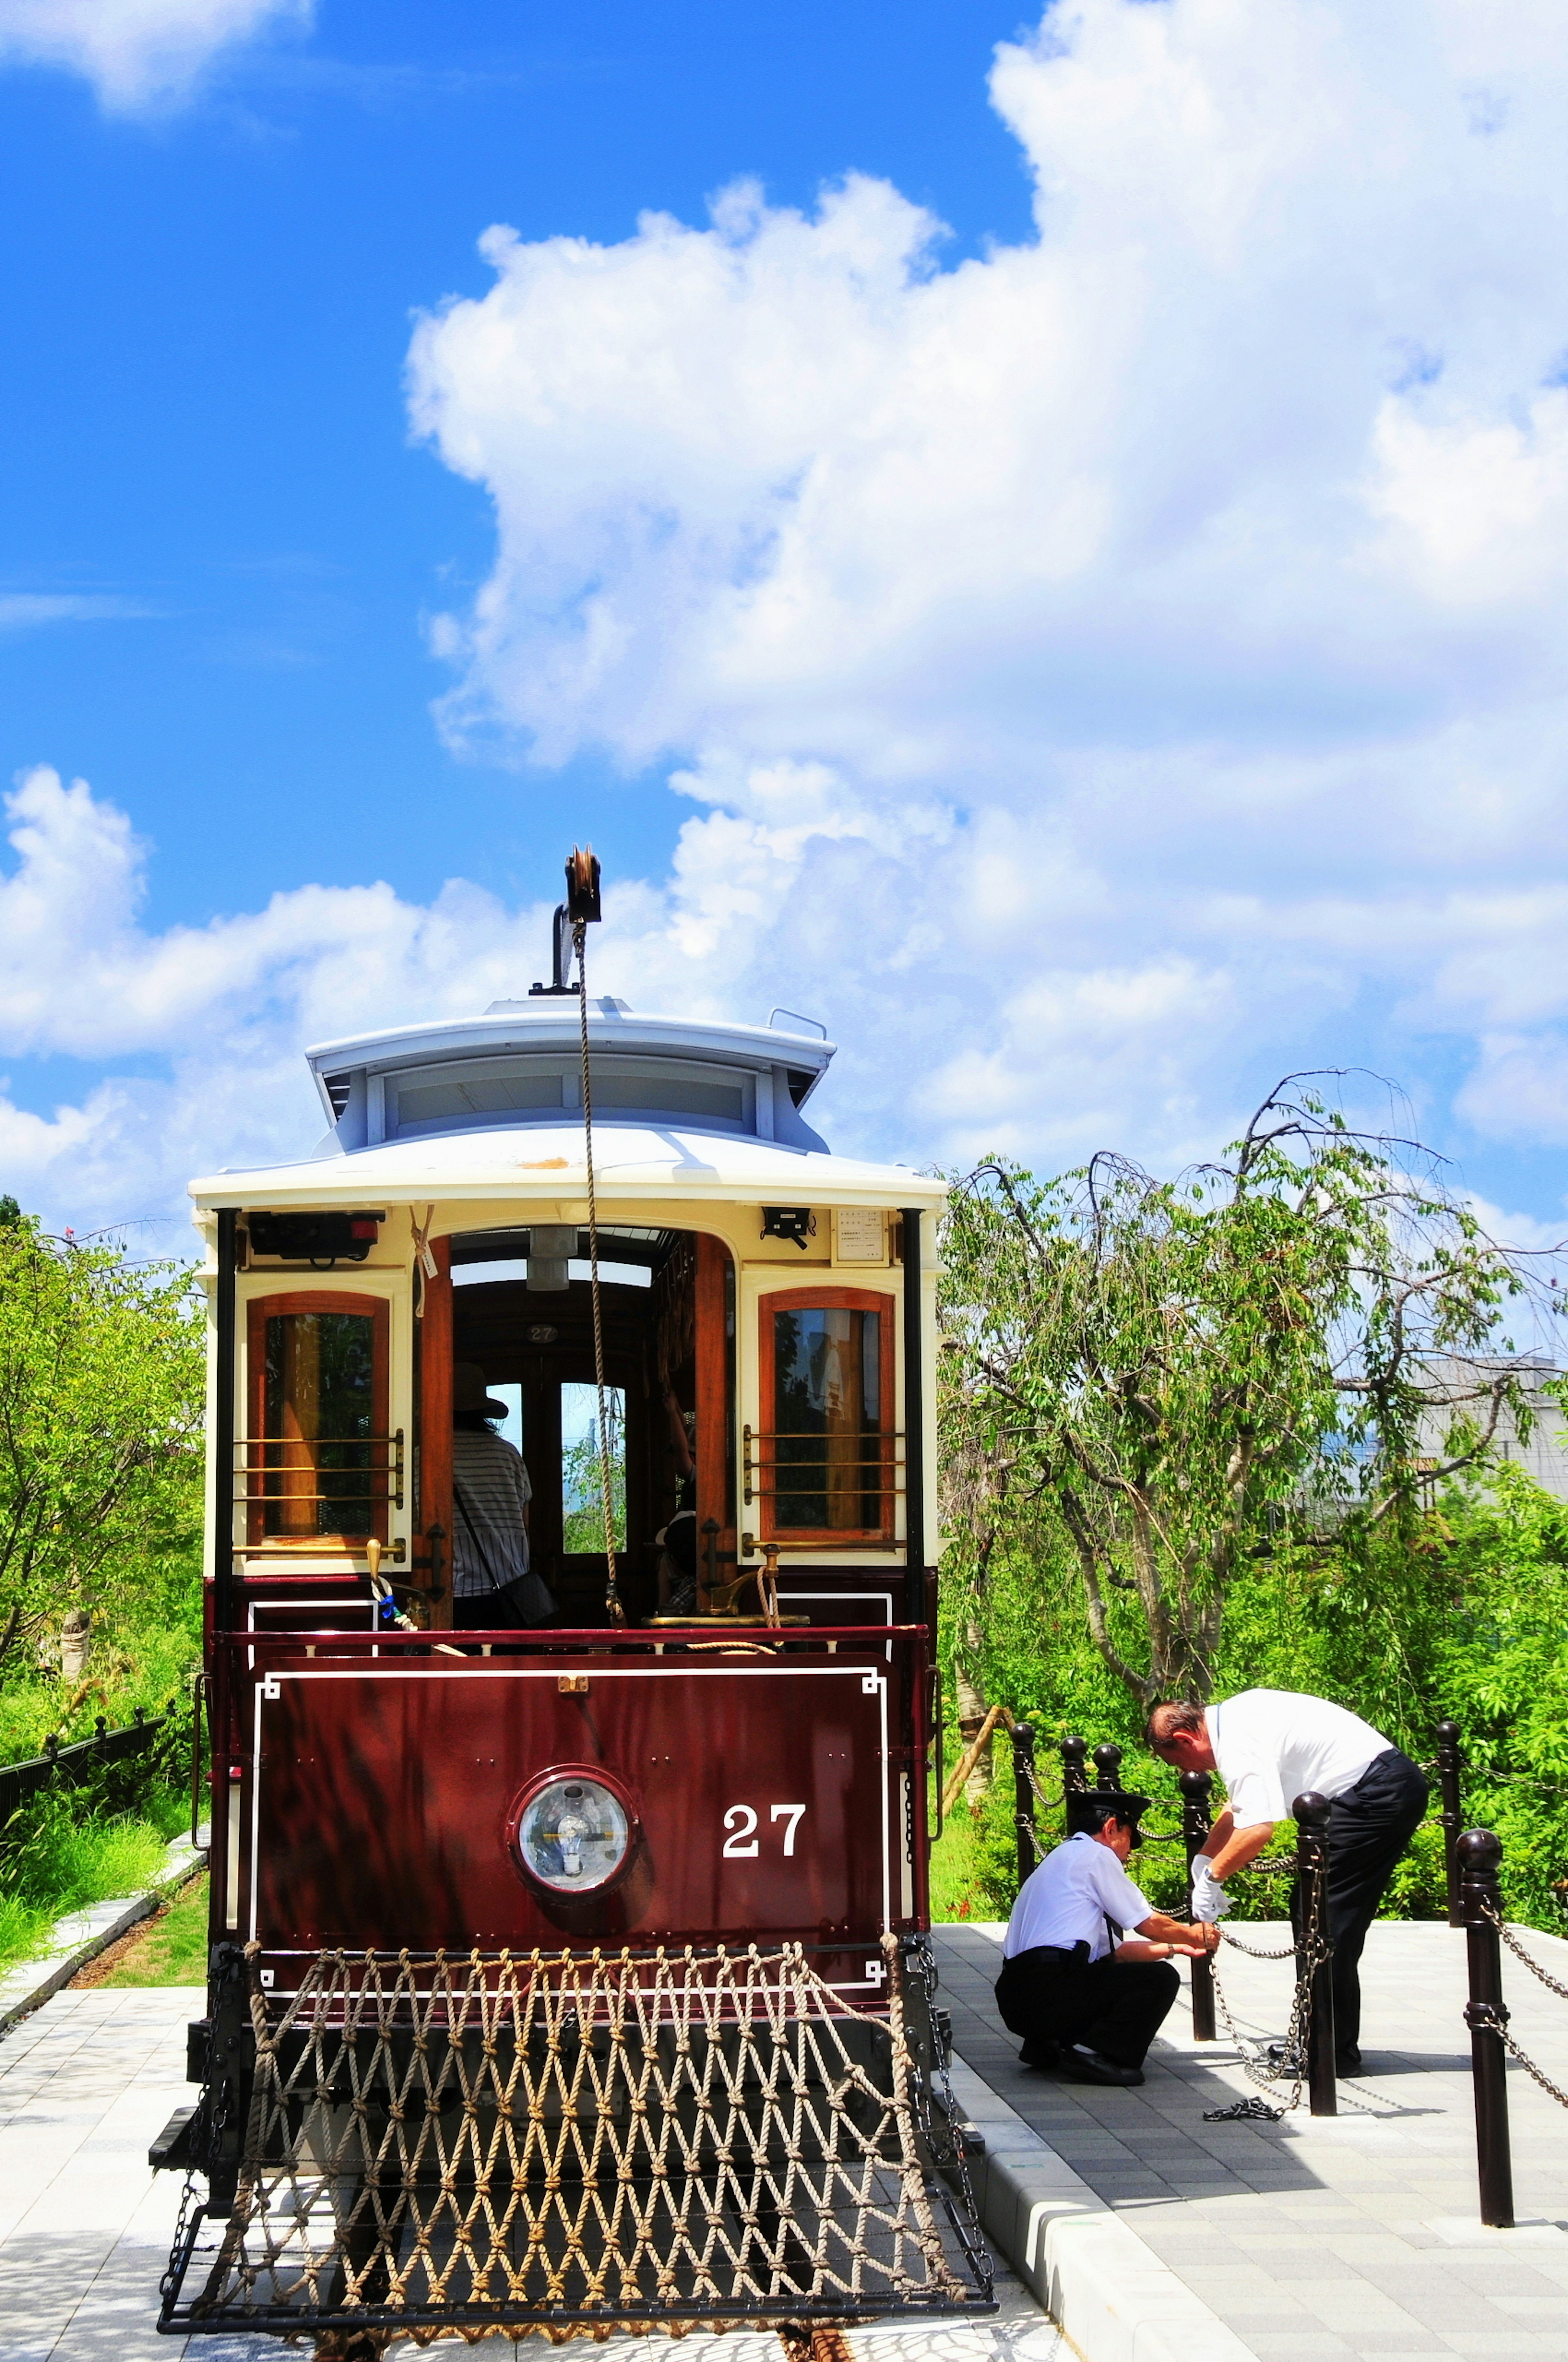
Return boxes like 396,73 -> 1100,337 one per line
450,1224 -> 709,1626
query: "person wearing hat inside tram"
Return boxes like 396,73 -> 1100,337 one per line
994,1789 -> 1219,2088
450,1362 -> 555,1629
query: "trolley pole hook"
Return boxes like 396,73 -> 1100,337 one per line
566,847 -> 625,1628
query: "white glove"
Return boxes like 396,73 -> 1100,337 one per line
1190,1858 -> 1231,1923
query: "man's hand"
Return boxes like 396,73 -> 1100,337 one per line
1117,1922 -> 1219,1962
1190,1857 -> 1231,1922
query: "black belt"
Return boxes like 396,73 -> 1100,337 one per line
1003,1940 -> 1091,1967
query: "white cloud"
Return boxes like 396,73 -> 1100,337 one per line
0,0 -> 309,111
18,0 -> 1568,1234
0,594 -> 163,630
396,0 -> 1568,1198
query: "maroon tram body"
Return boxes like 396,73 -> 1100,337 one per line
210,1621 -> 932,1988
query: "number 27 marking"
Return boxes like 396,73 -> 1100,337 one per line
722,1804 -> 806,1858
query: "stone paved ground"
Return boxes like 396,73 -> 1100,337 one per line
933,1918 -> 1568,2361
0,1985 -> 1057,2362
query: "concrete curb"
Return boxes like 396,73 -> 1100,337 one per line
0,1827 -> 207,2035
946,2054 -> 1255,2362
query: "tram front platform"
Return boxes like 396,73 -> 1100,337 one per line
1,1923 -> 1566,2362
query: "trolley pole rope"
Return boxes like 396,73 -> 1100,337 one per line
573,916 -> 625,1626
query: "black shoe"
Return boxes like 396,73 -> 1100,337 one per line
1061,2045 -> 1143,2088
1018,2039 -> 1060,2071
1336,2046 -> 1363,2076
1266,2040 -> 1305,2073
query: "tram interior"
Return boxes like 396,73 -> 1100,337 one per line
248,1218 -> 897,1628
450,1224 -> 710,1626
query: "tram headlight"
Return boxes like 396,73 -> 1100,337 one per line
512,1773 -> 633,1894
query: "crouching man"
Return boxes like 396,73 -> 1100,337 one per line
994,1787 -> 1218,2088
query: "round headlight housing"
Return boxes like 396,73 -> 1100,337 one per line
513,1772 -> 633,1894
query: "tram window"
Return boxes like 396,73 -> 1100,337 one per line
245,1294 -> 389,1545
394,1068 -> 564,1135
592,1073 -> 745,1124
560,1381 -> 626,1550
489,1381 -> 524,1452
761,1291 -> 894,1540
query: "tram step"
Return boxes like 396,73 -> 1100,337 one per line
149,2105 -> 198,2173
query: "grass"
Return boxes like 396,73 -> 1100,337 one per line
76,1871 -> 209,1987
0,1781 -> 190,1976
929,1801 -> 998,1922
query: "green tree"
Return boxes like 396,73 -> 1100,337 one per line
0,1214 -> 204,1666
940,1076 -> 1552,1715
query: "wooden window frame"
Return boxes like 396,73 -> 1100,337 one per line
245,1291 -> 391,1549
757,1285 -> 897,1546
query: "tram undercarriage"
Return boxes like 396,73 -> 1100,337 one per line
161,1935 -> 988,2342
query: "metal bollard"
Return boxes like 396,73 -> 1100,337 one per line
1011,1723 -> 1037,1889
1293,1792 -> 1337,2117
1061,1735 -> 1089,1793
1435,1720 -> 1464,1930
1459,1827 -> 1515,2229
1180,1769 -> 1216,2042
1093,1741 -> 1124,1791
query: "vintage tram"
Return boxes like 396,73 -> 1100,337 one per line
157,860 -> 991,2344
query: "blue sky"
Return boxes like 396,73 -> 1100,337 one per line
0,0 -> 1029,928
4,0 -> 1568,1249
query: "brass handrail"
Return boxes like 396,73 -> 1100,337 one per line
236,1429 -> 404,1509
742,1422 -> 904,1510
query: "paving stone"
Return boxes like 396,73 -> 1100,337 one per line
933,1919 -> 1568,2362
0,1987 -> 1058,2362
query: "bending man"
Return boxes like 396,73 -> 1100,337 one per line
995,1788 -> 1217,2088
1145,1691 -> 1428,2076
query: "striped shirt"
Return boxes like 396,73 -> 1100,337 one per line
450,1426 -> 532,1598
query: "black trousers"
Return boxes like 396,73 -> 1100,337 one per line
994,1942 -> 1180,2070
1289,1746 -> 1428,2057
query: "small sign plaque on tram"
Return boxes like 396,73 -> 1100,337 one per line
834,1204 -> 888,1262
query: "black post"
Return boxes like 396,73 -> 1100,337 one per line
1061,1735 -> 1089,1793
1181,1769 -> 1216,2042
1436,1720 -> 1464,1930
1093,1742 -> 1124,1791
1293,1791 -> 1337,2117
213,1207 -> 238,1638
900,1207 -> 926,1628
1012,1724 -> 1037,1888
1459,1828 -> 1515,2229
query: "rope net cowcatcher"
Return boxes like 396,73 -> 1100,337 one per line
160,1934 -> 993,2342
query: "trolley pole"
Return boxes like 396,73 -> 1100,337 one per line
1459,1827 -> 1515,2229
1435,1720 -> 1464,1929
1093,1741 -> 1124,1790
1012,1724 -> 1037,1888
1293,1791 -> 1337,2117
1181,1769 -> 1216,2042
1061,1735 -> 1088,1793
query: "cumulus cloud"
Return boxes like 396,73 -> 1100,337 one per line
17,0 -> 1568,1233
399,0 -> 1568,1196
0,0 -> 309,111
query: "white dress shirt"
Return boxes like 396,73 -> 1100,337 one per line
1002,1833 -> 1154,1962
1210,1688 -> 1393,1828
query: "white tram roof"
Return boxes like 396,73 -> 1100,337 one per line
188,995 -> 944,1217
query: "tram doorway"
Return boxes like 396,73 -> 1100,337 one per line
435,1227 -> 734,1625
